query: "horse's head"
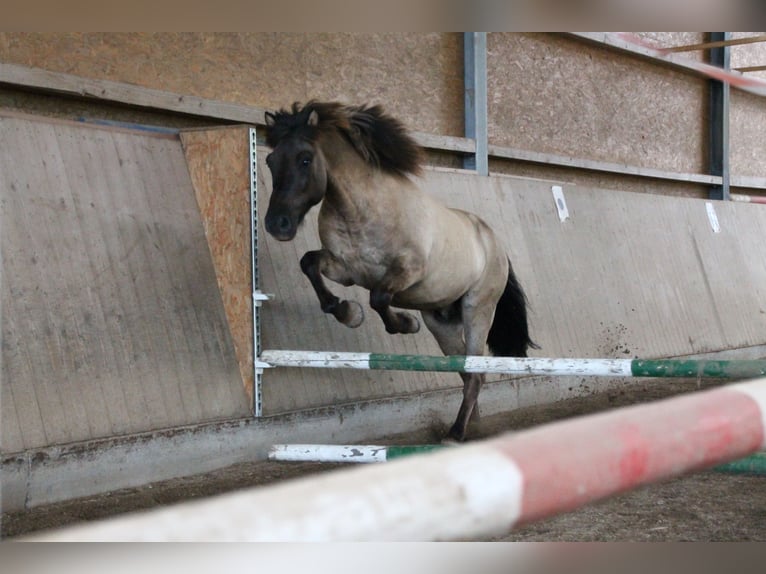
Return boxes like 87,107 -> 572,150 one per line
263,100 -> 423,241
263,105 -> 328,241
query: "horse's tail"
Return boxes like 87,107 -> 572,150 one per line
486,259 -> 539,357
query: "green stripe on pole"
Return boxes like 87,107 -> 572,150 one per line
385,445 -> 766,475
368,353 -> 467,372
631,359 -> 766,378
713,452 -> 766,475
385,445 -> 444,460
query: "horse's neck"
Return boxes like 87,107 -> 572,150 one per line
320,135 -> 391,220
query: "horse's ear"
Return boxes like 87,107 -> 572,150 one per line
264,112 -> 276,127
307,110 -> 320,127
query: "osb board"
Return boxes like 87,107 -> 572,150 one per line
487,33 -> 708,175
2,33 -> 765,186
180,127 -> 254,402
730,89 -> 766,178
731,32 -> 766,82
0,33 -> 464,138
0,113 -> 250,453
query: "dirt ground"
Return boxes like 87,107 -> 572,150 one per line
3,378 -> 766,541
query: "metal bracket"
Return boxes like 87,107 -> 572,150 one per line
253,291 -> 273,307
249,127 -> 264,417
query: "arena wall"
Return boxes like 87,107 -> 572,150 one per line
2,33 -> 766,511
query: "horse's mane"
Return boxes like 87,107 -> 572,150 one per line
264,101 -> 423,178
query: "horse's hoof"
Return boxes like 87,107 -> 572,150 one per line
446,425 -> 467,443
399,313 -> 420,334
338,300 -> 364,328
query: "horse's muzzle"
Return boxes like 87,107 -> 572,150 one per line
265,213 -> 297,241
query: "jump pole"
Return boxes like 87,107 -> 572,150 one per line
258,350 -> 766,379
33,378 -> 766,541
268,444 -> 766,475
268,444 -> 443,463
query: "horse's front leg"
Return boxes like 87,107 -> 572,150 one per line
300,250 -> 364,328
369,289 -> 420,334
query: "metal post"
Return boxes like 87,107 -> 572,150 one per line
249,128 -> 263,417
464,32 -> 489,175
709,32 -> 731,201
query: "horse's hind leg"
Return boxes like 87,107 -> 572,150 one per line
422,308 -> 481,442
300,250 -> 364,328
425,284 -> 501,441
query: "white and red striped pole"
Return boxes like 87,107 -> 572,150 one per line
33,379 -> 766,541
731,193 -> 766,205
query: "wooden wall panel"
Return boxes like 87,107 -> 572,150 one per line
254,164 -> 766,415
5,111 -> 765,444
1,114 -> 250,453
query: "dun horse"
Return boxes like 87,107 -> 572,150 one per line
264,101 -> 537,441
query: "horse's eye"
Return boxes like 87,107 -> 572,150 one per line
301,157 -> 312,167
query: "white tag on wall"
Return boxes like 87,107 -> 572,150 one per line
705,201 -> 721,233
551,185 -> 569,222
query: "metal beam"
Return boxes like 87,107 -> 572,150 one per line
663,34 -> 766,53
735,65 -> 766,73
709,32 -> 731,201
463,32 -> 488,175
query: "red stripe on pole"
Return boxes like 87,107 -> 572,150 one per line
491,388 -> 764,526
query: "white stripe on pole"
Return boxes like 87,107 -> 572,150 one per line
462,356 -> 632,376
33,443 -> 524,541
269,444 -> 387,463
732,382 -> 766,448
261,350 -> 373,369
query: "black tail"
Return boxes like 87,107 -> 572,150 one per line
486,260 -> 539,357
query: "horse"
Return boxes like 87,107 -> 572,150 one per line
263,100 -> 537,441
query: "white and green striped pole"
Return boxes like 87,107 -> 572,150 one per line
268,443 -> 766,475
268,444 -> 443,463
258,350 -> 766,379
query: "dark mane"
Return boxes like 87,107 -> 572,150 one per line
264,101 -> 423,177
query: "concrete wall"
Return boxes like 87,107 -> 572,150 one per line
6,111 -> 766,447
258,163 -> 766,414
0,114 -> 251,454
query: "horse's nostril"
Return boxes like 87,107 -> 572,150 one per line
278,216 -> 291,232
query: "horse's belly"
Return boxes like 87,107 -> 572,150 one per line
391,277 -> 469,310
